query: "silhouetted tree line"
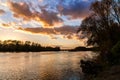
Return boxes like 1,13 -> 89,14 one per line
0,40 -> 60,52
69,46 -> 99,51
78,0 -> 120,79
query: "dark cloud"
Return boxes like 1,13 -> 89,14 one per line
1,23 -> 10,27
18,27 -> 56,34
18,26 -> 78,35
55,26 -> 77,35
37,8 -> 63,26
8,1 -> 34,20
8,1 -> 62,27
0,9 -> 5,15
58,0 -> 94,19
18,25 -> 79,39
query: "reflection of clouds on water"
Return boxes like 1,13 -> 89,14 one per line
0,51 -> 95,80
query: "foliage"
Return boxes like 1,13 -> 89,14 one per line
0,40 -> 60,52
111,41 -> 120,55
78,0 -> 120,78
80,60 -> 102,76
78,0 -> 120,51
110,41 -> 120,64
70,46 -> 99,51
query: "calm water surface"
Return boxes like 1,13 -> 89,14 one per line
0,51 -> 95,80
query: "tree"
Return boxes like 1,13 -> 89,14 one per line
0,40 -> 60,52
78,0 -> 120,76
78,0 -> 120,52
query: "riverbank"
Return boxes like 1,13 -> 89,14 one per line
85,65 -> 120,80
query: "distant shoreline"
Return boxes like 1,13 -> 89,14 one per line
0,40 -> 99,52
69,47 -> 99,52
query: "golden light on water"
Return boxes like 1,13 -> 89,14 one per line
0,52 -> 94,80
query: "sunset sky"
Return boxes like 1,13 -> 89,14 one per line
0,0 -> 94,49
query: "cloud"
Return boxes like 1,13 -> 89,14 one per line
1,23 -> 10,27
18,27 -> 56,34
8,1 -> 33,20
6,0 -> 93,39
0,9 -> 5,15
18,25 -> 79,39
58,0 -> 94,19
18,26 -> 78,35
55,26 -> 77,35
8,1 -> 63,28
0,22 -> 19,28
35,9 -> 63,27
7,0 -> 94,29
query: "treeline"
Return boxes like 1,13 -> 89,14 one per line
69,46 -> 99,51
0,40 -> 60,52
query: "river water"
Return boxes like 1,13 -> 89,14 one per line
0,51 -> 95,80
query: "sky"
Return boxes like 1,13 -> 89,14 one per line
0,0 -> 94,49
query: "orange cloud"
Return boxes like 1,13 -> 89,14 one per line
8,1 -> 63,28
8,1 -> 33,20
0,9 -> 5,15
1,23 -> 10,27
18,26 -> 80,40
0,22 -> 20,28
18,27 -> 56,34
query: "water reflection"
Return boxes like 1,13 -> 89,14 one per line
0,51 -> 94,80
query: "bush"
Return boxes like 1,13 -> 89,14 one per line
111,41 -> 120,55
110,41 -> 120,65
80,60 -> 103,76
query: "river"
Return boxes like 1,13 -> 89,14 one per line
0,51 -> 95,80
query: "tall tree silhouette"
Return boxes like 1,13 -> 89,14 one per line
78,0 -> 120,52
79,0 -> 120,76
